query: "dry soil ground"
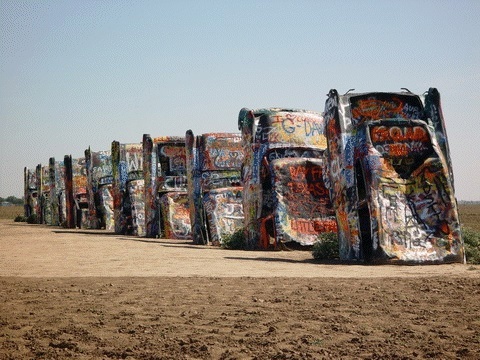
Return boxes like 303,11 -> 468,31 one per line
0,220 -> 479,359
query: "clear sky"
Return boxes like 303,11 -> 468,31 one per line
1,0 -> 479,200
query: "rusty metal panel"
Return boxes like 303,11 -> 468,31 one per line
238,108 -> 336,249
324,88 -> 464,263
186,131 -> 244,245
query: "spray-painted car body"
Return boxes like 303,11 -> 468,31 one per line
23,167 -> 38,219
64,156 -> 88,228
186,131 -> 244,245
159,190 -> 191,239
238,108 -> 337,249
33,164 -> 43,223
143,135 -> 191,239
31,164 -> 51,224
323,88 -> 464,263
112,142 -> 145,235
85,148 -> 114,230
40,165 -> 54,225
48,158 -> 66,226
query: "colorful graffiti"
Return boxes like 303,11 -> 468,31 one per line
186,131 -> 244,245
143,134 -> 190,239
64,156 -> 75,228
34,164 -> 43,223
238,108 -> 336,249
111,141 -> 145,235
270,158 -> 337,245
203,188 -> 243,245
48,158 -> 66,226
323,88 -> 464,263
23,167 -> 38,220
40,164 -> 54,225
85,148 -> 114,230
159,191 -> 191,239
63,155 -> 88,228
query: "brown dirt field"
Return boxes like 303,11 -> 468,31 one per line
1,220 -> 479,359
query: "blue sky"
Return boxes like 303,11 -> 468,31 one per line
1,0 -> 479,200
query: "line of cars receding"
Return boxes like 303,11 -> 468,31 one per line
23,88 -> 465,264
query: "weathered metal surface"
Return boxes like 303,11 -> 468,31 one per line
203,187 -> 244,244
111,141 -> 145,235
159,191 -> 191,239
23,167 -> 38,219
35,164 -> 43,223
85,148 -> 114,230
143,135 -> 190,239
323,88 -> 464,263
269,158 -> 337,245
186,131 -> 244,245
40,165 -> 53,225
238,108 -> 336,249
48,158 -> 65,226
64,156 -> 75,228
63,155 -> 88,228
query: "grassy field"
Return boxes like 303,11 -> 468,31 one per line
0,205 -> 23,220
2,204 -> 479,229
458,203 -> 480,231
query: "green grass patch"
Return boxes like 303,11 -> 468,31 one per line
312,232 -> 339,260
463,226 -> 480,264
221,229 -> 247,250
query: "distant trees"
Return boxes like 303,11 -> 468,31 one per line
0,196 -> 23,205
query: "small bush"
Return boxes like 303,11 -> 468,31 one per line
14,214 -> 26,222
221,229 -> 247,250
463,226 -> 480,264
312,232 -> 339,260
27,213 -> 38,224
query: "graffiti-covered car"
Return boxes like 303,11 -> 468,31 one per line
48,157 -> 66,226
23,167 -> 38,220
85,148 -> 114,230
143,135 -> 191,239
323,88 -> 464,263
33,164 -> 43,223
238,108 -> 337,249
64,156 -> 88,228
40,164 -> 54,225
186,131 -> 244,245
112,142 -> 145,236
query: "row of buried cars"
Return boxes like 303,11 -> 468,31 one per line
23,88 -> 465,264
